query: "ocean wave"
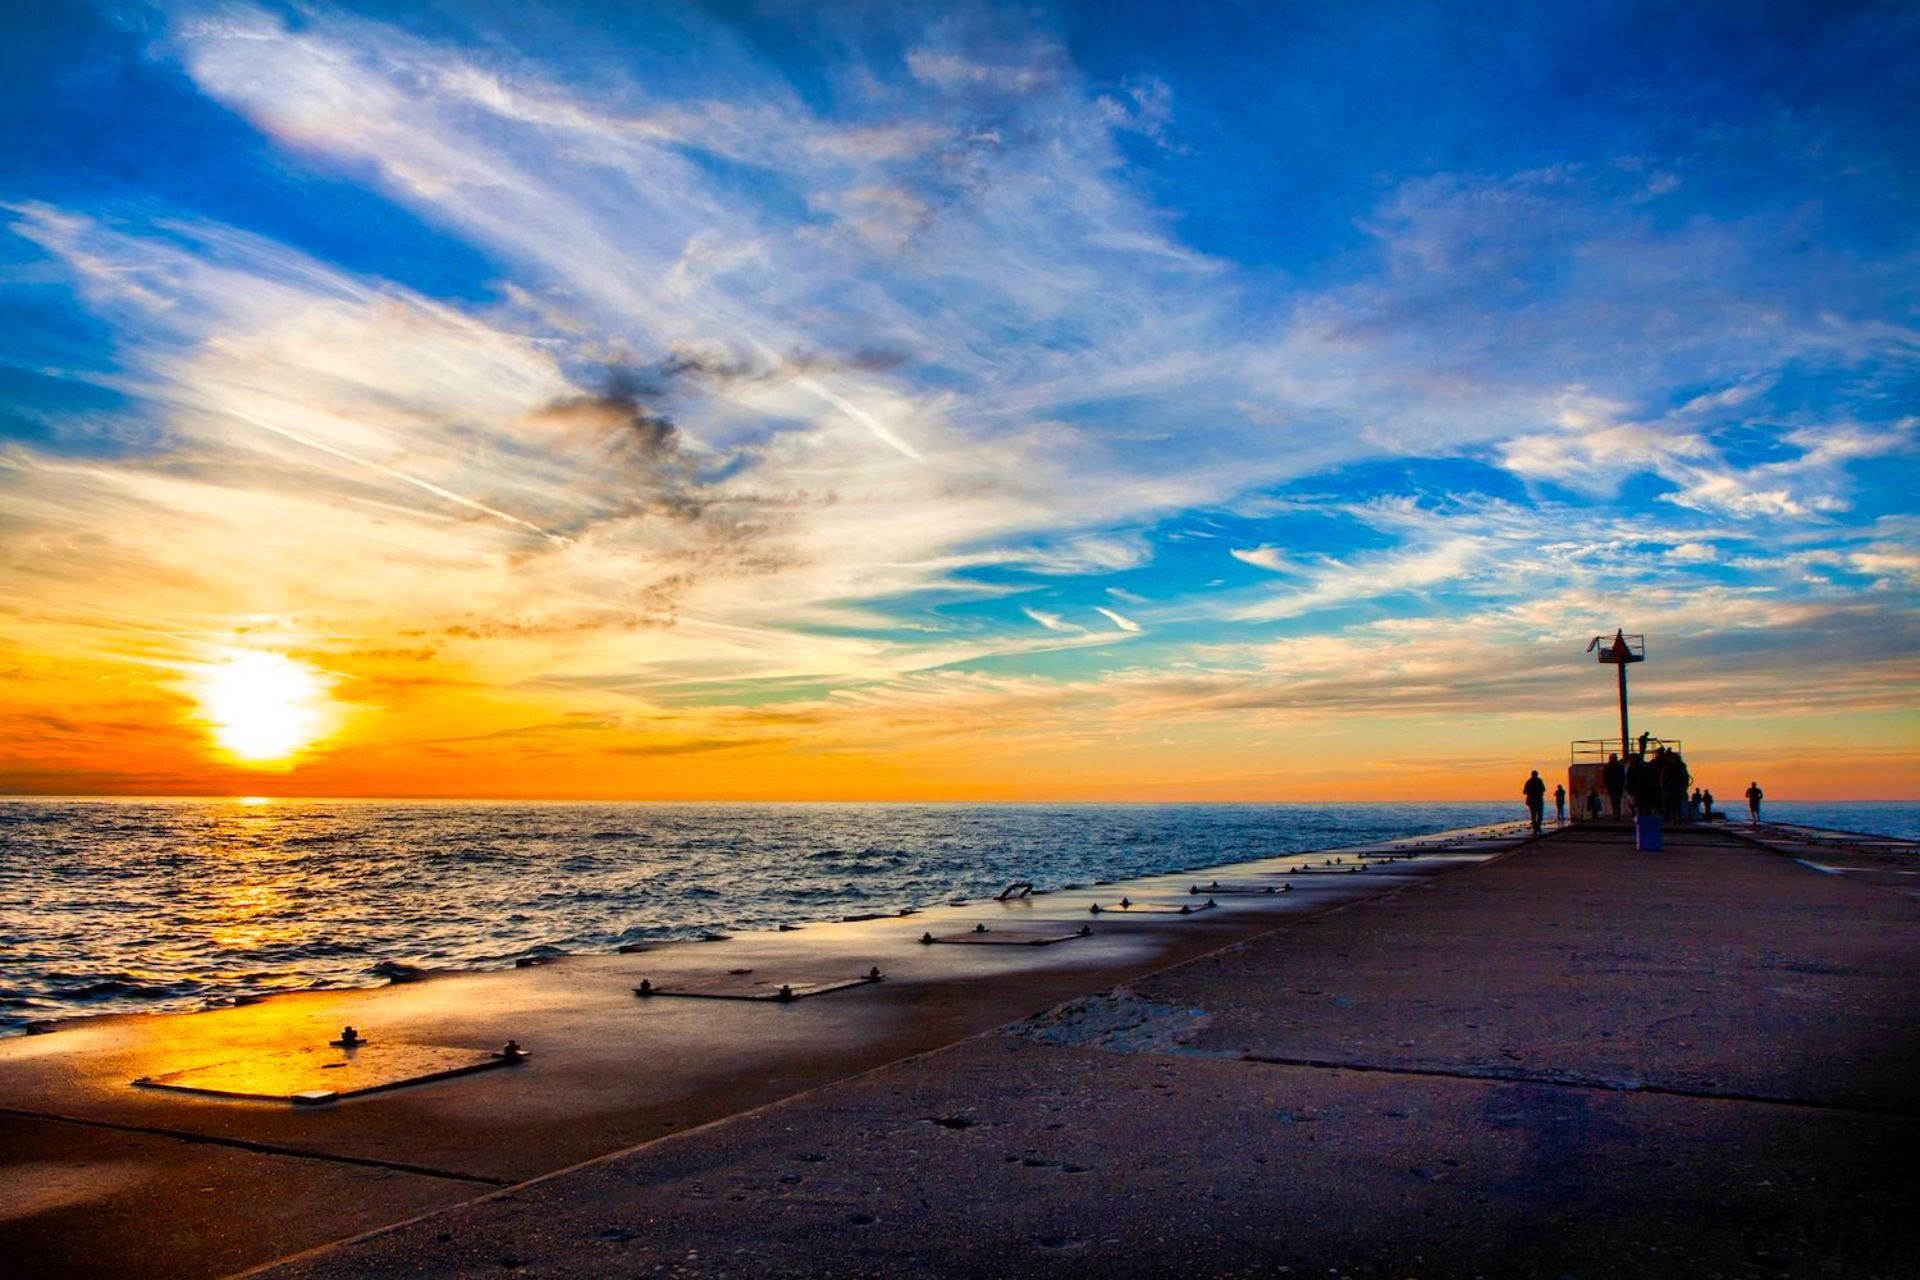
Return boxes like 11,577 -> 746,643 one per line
20,796 -> 1851,1033
49,974 -> 210,1002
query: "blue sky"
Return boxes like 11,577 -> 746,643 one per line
1,1 -> 1914,798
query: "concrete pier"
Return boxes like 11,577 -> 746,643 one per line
7,821 -> 1917,1278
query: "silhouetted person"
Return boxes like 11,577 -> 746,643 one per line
1602,753 -> 1625,818
1625,753 -> 1654,817
1638,731 -> 1651,757
1523,770 -> 1546,834
1702,788 -> 1715,819
1659,749 -> 1690,823
1553,783 -> 1566,823
1586,791 -> 1603,821
1690,787 -> 1703,821
1746,781 -> 1764,823
1642,762 -> 1664,819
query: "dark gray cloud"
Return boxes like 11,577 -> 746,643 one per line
527,364 -> 714,535
660,343 -> 909,385
531,366 -> 685,467
526,353 -> 883,526
517,361 -> 814,622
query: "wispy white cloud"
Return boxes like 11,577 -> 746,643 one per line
1231,536 -> 1488,622
1230,545 -> 1305,573
1022,607 -> 1084,633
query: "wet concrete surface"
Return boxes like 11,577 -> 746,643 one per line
0,826 -> 1526,1279
245,823 -> 1920,1280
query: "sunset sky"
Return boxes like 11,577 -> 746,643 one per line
2,1 -> 1914,800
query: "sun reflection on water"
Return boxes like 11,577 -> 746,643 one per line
205,876 -> 304,954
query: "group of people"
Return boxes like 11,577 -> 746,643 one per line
1520,745 -> 1767,836
1597,744 -> 1695,823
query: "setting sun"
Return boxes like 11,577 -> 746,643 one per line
192,651 -> 336,766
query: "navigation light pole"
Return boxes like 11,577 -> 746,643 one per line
1587,630 -> 1645,759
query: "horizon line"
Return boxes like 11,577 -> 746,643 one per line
3,792 -> 1914,805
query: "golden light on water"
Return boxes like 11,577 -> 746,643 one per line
193,651 -> 336,766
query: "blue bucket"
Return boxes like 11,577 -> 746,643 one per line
1635,814 -> 1663,852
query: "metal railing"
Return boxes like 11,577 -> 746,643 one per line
1570,736 -> 1682,763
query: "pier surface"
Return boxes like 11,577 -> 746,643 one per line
6,822 -> 1917,1278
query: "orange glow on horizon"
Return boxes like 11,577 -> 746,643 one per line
1,636 -> 1912,803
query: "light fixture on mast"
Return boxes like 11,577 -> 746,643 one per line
1586,629 -> 1644,760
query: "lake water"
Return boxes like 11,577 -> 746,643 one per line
2,798 -> 1912,1034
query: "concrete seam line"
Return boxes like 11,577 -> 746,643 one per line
1719,824 -> 1841,859
0,1105 -> 508,1185
1719,825 -> 1916,888
1233,1055 -> 1920,1118
1715,826 -> 1796,856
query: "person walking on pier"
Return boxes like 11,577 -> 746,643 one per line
1702,787 -> 1715,819
1746,781 -> 1764,823
1603,753 -> 1625,818
1523,770 -> 1547,834
1554,783 -> 1567,824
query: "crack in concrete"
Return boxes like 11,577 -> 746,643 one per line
0,1106 -> 508,1186
1233,1054 -> 1920,1117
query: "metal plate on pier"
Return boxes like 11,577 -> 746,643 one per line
1089,898 -> 1217,915
133,1043 -> 513,1105
633,971 -> 883,1002
922,925 -> 1092,946
1189,882 -> 1288,895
